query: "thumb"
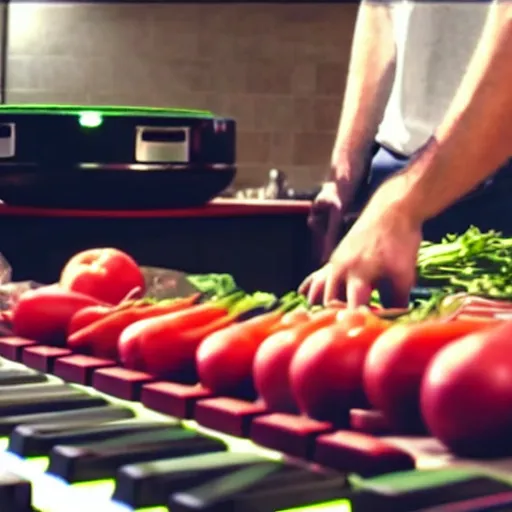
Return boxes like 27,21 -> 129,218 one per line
346,274 -> 373,309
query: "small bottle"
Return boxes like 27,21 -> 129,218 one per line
265,168 -> 288,199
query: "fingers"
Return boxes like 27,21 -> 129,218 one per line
302,266 -> 376,308
298,273 -> 314,297
299,267 -> 329,305
346,275 -> 373,309
323,263 -> 346,305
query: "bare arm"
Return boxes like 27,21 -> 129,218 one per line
330,1 -> 396,190
370,3 -> 512,225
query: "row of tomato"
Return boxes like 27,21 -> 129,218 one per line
5,247 -> 512,460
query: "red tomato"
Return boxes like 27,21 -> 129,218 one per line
12,287 -> 106,345
196,310 -> 288,399
60,248 -> 145,304
68,305 -> 114,336
289,317 -> 388,425
254,309 -> 339,412
120,303 -> 230,380
421,321 -> 512,457
363,319 -> 499,432
118,316 -> 153,371
279,308 -> 311,327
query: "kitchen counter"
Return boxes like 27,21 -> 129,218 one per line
0,198 -> 311,218
0,199 -> 314,295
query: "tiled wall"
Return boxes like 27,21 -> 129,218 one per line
6,3 -> 358,189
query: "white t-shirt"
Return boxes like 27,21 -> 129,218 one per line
376,1 -> 493,156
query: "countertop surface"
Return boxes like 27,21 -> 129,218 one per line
0,198 -> 312,219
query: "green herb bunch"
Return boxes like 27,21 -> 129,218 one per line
417,226 -> 512,299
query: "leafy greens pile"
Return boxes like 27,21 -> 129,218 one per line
417,226 -> 512,299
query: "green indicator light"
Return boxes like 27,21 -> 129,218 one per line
78,111 -> 103,128
276,499 -> 351,512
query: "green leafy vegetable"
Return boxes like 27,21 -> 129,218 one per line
417,226 -> 512,299
187,273 -> 238,297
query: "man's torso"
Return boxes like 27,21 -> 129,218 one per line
376,0 -> 493,156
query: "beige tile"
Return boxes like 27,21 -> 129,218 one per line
217,94 -> 257,130
253,96 -> 294,132
314,97 -> 342,132
292,97 -> 316,133
7,56 -> 90,94
7,89 -> 88,105
293,132 -> 335,166
208,60 -> 247,95
229,36 -> 296,63
290,164 -> 327,189
234,164 -> 268,188
147,3 -> 204,24
237,132 -> 272,164
269,133 -> 294,166
316,62 -> 348,96
196,33 -> 234,61
245,60 -> 293,95
150,27 -> 201,63
291,63 -> 317,96
8,4 -> 88,56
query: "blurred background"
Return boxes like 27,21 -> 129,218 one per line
0,2 -> 358,192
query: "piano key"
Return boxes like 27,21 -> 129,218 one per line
92,366 -> 155,401
0,390 -> 107,417
141,381 -> 212,419
22,346 -> 72,373
349,469 -> 512,511
251,413 -> 333,459
350,409 -> 391,435
48,427 -> 226,483
0,337 -> 38,361
0,471 -> 32,512
0,382 -> 75,397
195,397 -> 267,437
9,419 -> 180,457
0,369 -> 48,386
313,431 -> 415,477
53,355 -> 115,385
0,405 -> 134,436
413,493 -> 512,512
169,463 -> 348,512
113,451 -> 269,508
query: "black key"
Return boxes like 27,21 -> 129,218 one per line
0,405 -> 134,436
114,451 -> 268,508
0,390 -> 107,417
170,464 -> 348,512
48,427 -> 226,483
0,369 -> 47,386
10,419 -> 179,457
0,471 -> 32,512
349,469 -> 512,512
1,382 -> 75,397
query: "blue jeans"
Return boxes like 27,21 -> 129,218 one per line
358,145 -> 512,242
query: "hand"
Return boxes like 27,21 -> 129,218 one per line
300,201 -> 422,307
308,181 -> 349,264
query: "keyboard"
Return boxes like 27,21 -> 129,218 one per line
1,337 -> 512,512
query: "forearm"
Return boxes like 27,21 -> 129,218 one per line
331,1 -> 396,182
373,4 -> 512,225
